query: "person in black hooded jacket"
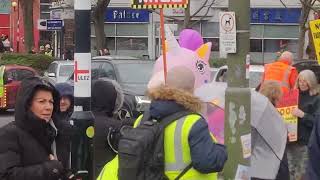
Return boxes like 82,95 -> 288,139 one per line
91,79 -> 135,178
54,82 -> 74,171
0,76 -> 65,180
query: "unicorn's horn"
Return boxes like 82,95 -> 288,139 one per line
164,25 -> 180,53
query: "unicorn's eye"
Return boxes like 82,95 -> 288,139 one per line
196,60 -> 206,74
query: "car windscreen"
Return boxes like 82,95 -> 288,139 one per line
59,65 -> 74,77
115,62 -> 154,84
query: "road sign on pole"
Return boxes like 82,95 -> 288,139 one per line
219,12 -> 236,54
47,19 -> 63,30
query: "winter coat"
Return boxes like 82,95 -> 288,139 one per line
297,91 -> 320,145
96,85 -> 228,180
306,114 -> 320,180
0,76 -> 64,180
148,86 -> 227,173
91,79 -> 127,177
54,82 -> 75,170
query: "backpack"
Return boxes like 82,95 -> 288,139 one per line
117,110 -> 193,180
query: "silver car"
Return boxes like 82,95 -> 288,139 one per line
44,60 -> 74,84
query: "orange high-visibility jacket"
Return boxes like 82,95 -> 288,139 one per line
263,61 -> 298,93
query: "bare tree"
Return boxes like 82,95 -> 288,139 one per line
20,0 -> 34,53
91,0 -> 110,55
297,0 -> 318,60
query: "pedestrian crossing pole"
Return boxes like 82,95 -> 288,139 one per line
71,0 -> 95,179
224,0 -> 251,179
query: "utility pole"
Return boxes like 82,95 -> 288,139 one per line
71,0 -> 94,180
224,0 -> 251,179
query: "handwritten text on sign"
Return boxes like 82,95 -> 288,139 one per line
276,89 -> 299,142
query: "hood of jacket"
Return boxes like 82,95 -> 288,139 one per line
147,85 -> 202,119
92,79 -> 124,116
55,82 -> 74,113
14,76 -> 60,154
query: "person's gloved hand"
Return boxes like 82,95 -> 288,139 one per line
44,155 -> 64,180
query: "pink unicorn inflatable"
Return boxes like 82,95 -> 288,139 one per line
148,27 -> 212,91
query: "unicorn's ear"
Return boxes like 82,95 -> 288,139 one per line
164,25 -> 180,53
196,42 -> 212,62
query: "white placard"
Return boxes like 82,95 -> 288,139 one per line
74,53 -> 91,97
219,12 -> 236,54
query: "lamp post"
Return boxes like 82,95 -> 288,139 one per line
11,1 -> 17,52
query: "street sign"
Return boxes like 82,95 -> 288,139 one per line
310,19 -> 320,64
219,12 -> 236,54
47,19 -> 63,30
132,0 -> 188,9
74,54 -> 91,98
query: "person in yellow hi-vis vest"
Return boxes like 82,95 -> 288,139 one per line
97,67 -> 227,180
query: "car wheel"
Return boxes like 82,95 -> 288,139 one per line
117,105 -> 133,120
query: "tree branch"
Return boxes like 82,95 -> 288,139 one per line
279,0 -> 287,8
191,0 -> 209,17
189,0 -> 215,27
299,0 -> 318,12
149,9 -> 184,22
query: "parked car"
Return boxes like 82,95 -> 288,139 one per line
68,56 -> 154,119
212,65 -> 264,88
44,60 -> 74,84
0,65 -> 38,111
293,60 -> 320,83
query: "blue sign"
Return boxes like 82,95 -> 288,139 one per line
251,8 -> 301,24
47,20 -> 63,30
105,8 -> 150,23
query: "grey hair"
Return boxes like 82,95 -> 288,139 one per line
295,69 -> 319,96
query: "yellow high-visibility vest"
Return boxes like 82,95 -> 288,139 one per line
0,66 -> 5,97
97,114 -> 218,180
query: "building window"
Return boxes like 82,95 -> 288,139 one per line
117,38 -> 147,51
250,39 -> 262,52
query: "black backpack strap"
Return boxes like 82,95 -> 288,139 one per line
159,110 -> 193,128
174,163 -> 193,180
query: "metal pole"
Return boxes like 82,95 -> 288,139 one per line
71,0 -> 94,179
224,0 -> 251,179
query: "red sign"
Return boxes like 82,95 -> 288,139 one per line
132,0 -> 188,9
74,61 -> 89,82
276,89 -> 299,142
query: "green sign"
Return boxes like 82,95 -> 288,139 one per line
0,0 -> 10,14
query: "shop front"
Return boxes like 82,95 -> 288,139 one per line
250,8 -> 301,64
91,7 -> 151,58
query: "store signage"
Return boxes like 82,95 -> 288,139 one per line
132,0 -> 188,9
105,8 -> 149,23
251,8 -> 301,24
